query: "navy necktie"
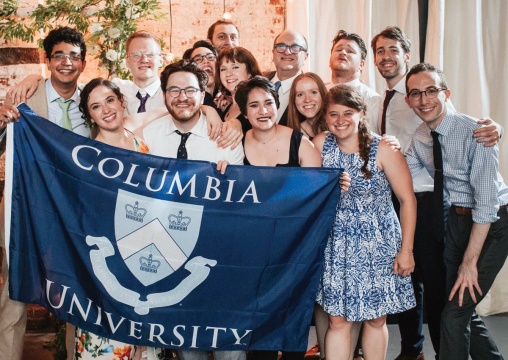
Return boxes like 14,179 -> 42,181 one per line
274,81 -> 282,94
175,130 -> 191,159
431,130 -> 445,240
380,89 -> 396,135
136,91 -> 149,113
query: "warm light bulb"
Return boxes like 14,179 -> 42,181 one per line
222,11 -> 232,20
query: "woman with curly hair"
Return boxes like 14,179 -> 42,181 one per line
313,85 -> 416,360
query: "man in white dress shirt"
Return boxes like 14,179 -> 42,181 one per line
327,30 -> 381,133
266,30 -> 308,126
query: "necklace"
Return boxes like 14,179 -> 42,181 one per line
255,126 -> 278,145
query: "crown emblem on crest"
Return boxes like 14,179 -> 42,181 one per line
125,201 -> 147,222
168,211 -> 191,231
139,254 -> 160,273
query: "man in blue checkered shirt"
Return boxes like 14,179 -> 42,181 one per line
405,62 -> 508,360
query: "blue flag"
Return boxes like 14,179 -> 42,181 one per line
5,103 -> 341,351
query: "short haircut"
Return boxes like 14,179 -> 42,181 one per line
207,20 -> 240,42
43,27 -> 86,61
215,47 -> 263,95
235,75 -> 279,116
182,40 -> 218,60
125,30 -> 161,53
370,26 -> 411,54
273,30 -> 308,52
79,78 -> 124,127
160,59 -> 208,93
331,30 -> 367,60
405,62 -> 448,94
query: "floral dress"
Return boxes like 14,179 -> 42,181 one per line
316,133 -> 415,321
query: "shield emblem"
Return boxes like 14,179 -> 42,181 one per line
114,189 -> 203,286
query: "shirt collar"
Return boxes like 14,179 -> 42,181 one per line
46,77 -> 80,103
434,108 -> 455,137
138,78 -> 161,97
272,71 -> 302,93
392,75 -> 407,95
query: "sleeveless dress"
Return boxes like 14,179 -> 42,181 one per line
74,135 -> 161,359
316,132 -> 415,321
244,129 -> 302,166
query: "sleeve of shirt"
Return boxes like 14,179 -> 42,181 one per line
470,141 -> 502,224
227,142 -> 245,165
405,136 -> 425,178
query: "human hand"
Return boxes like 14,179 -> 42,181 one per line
448,260 -> 482,306
214,92 -> 232,112
216,160 -> 229,175
381,134 -> 401,150
7,74 -> 42,104
340,172 -> 351,192
0,105 -> 21,128
474,118 -> 502,147
217,118 -> 243,150
393,251 -> 414,277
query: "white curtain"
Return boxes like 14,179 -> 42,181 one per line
287,0 -> 508,315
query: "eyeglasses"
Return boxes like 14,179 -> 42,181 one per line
166,86 -> 201,98
191,53 -> 216,64
127,51 -> 159,62
407,87 -> 447,101
273,43 -> 307,54
50,54 -> 83,62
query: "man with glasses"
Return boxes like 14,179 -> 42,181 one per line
267,30 -> 308,125
182,40 -> 219,111
0,26 -> 89,360
113,30 -> 165,114
143,59 -> 243,168
371,26 -> 503,360
405,62 -> 508,360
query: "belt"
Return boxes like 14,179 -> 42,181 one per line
453,204 -> 507,215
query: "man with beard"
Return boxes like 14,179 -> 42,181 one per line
0,26 -> 88,360
143,59 -> 244,167
371,26 -> 503,360
207,19 -> 240,52
327,30 -> 381,133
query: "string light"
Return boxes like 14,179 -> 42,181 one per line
222,0 -> 231,20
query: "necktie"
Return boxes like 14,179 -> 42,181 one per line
136,91 -> 149,113
56,98 -> 73,130
431,130 -> 445,240
380,89 -> 396,135
274,81 -> 282,94
175,130 -> 191,159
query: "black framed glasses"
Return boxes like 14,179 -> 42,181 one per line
166,86 -> 201,98
407,87 -> 447,101
273,43 -> 307,54
127,51 -> 159,62
192,53 -> 216,64
50,53 -> 83,62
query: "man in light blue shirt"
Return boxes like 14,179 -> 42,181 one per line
405,63 -> 508,360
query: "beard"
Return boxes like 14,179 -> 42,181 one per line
167,100 -> 201,123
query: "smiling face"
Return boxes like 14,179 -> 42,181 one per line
219,60 -> 249,95
46,42 -> 86,91
373,36 -> 409,82
245,88 -> 278,131
126,37 -> 162,85
329,39 -> 364,78
272,30 -> 308,80
190,47 -> 216,87
325,103 -> 363,141
164,71 -> 204,127
87,85 -> 125,132
405,70 -> 451,129
211,24 -> 239,51
294,77 -> 323,121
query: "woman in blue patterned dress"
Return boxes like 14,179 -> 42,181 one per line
313,85 -> 416,360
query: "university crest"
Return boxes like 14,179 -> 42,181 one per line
86,189 -> 216,314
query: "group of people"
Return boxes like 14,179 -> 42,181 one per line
0,18 -> 506,360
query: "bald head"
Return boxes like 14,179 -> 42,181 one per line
272,30 -> 308,80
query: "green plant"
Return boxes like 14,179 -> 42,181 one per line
0,0 -> 162,79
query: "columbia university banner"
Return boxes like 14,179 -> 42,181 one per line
5,104 -> 342,351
